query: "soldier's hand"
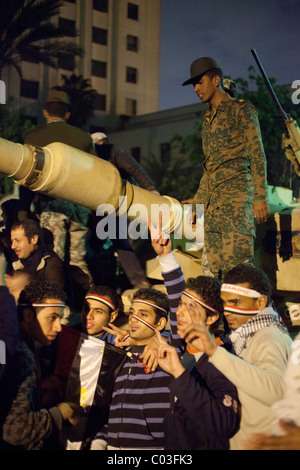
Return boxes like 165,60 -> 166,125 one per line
253,202 -> 270,224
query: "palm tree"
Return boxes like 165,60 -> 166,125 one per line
0,0 -> 82,79
60,74 -> 97,128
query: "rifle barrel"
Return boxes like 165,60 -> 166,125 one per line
251,48 -> 288,120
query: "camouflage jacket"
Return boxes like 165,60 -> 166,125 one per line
193,94 -> 268,210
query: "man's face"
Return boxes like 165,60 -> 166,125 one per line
11,228 -> 37,260
177,290 -> 207,329
221,283 -> 263,330
28,298 -> 64,346
82,297 -> 116,337
129,301 -> 165,346
194,74 -> 219,104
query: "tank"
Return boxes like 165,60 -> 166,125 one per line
0,137 -> 204,280
0,136 -> 299,320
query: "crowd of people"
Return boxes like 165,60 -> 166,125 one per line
0,56 -> 299,451
0,213 -> 298,451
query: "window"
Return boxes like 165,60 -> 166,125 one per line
127,35 -> 138,52
21,45 -> 40,63
20,80 -> 39,99
59,18 -> 76,37
92,27 -> 108,45
94,94 -> 106,111
126,66 -> 137,84
93,0 -> 108,12
58,53 -> 75,71
128,3 -> 139,20
92,60 -> 107,78
125,98 -> 137,116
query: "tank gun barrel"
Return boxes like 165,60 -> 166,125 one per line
0,137 -> 199,241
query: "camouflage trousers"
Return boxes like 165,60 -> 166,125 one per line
39,211 -> 91,279
204,202 -> 255,278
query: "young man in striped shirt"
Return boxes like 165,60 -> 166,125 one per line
91,219 -> 240,450
90,287 -> 173,450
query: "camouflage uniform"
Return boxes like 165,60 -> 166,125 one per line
193,93 -> 268,277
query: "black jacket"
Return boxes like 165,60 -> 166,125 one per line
95,143 -> 156,190
164,353 -> 240,450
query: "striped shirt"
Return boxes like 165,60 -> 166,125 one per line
162,264 -> 186,352
94,263 -> 187,449
96,345 -> 172,449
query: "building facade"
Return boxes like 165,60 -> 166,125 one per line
109,101 -> 207,165
2,0 -> 161,129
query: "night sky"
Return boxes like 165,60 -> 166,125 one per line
159,0 -> 300,110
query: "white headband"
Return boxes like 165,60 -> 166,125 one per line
183,290 -> 219,314
85,294 -> 116,311
130,314 -> 156,332
122,311 -> 160,341
221,284 -> 262,298
224,305 -> 260,316
20,302 -> 66,308
132,299 -> 168,317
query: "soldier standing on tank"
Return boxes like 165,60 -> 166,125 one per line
182,57 -> 270,279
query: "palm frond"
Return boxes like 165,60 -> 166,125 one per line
0,0 -> 81,77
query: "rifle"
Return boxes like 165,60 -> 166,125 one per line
251,48 -> 300,176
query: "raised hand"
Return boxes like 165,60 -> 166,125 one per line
140,331 -> 168,373
148,212 -> 171,258
103,323 -> 134,348
150,330 -> 185,378
177,301 -> 218,357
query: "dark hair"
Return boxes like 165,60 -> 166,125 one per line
186,276 -> 223,332
205,68 -> 224,88
18,280 -> 66,320
85,284 -> 122,312
223,263 -> 272,306
45,101 -> 70,118
11,219 -> 41,244
132,288 -> 169,322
